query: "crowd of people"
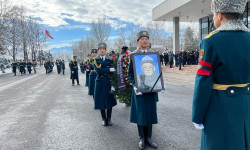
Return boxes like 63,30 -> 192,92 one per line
43,59 -> 66,75
11,60 -> 37,76
159,50 -> 200,70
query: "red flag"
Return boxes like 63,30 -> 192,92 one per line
45,29 -> 54,39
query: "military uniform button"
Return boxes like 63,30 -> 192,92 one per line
230,90 -> 234,94
248,87 -> 250,91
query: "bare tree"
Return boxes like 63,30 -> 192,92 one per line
19,6 -> 29,61
90,17 -> 111,43
7,6 -> 22,61
0,0 -> 13,55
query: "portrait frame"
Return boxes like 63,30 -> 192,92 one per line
131,52 -> 165,93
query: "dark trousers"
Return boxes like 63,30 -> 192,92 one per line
62,69 -> 65,75
137,125 -> 153,138
72,77 -> 79,84
179,62 -> 182,70
100,108 -> 112,120
170,62 -> 173,68
164,61 -> 168,66
13,68 -> 16,76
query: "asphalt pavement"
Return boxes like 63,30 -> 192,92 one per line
0,67 -> 201,150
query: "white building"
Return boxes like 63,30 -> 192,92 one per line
152,0 -> 250,53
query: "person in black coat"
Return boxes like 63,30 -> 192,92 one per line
160,54 -> 164,65
56,59 -> 61,74
23,60 -> 27,74
194,49 -> 199,65
182,51 -> 187,67
178,52 -> 183,70
61,60 -> 65,75
163,53 -> 169,66
70,56 -> 79,86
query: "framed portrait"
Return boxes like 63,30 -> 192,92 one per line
131,52 -> 165,93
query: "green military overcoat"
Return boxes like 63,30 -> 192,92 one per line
88,58 -> 97,96
128,49 -> 158,126
93,55 -> 117,110
192,20 -> 250,150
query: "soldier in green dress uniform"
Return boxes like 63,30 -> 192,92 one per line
44,60 -> 49,74
80,60 -> 85,74
19,60 -> 25,75
70,56 -> 80,86
93,43 -> 117,126
192,0 -> 250,149
27,60 -> 32,74
12,60 -> 18,76
128,31 -> 159,149
88,49 -> 98,98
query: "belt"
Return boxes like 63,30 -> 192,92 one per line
90,70 -> 95,72
213,83 -> 250,90
98,74 -> 109,77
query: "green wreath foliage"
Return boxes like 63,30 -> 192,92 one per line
110,52 -> 132,106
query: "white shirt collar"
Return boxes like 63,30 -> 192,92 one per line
141,49 -> 148,53
100,55 -> 105,60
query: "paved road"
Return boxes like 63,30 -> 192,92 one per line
0,67 -> 200,150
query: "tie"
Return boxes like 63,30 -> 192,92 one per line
143,51 -> 146,53
101,57 -> 104,61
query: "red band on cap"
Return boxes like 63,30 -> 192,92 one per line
197,69 -> 211,76
199,60 -> 212,68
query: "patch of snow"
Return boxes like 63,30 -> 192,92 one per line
0,68 -> 12,75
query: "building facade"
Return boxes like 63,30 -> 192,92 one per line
153,0 -> 250,52
199,2 -> 250,39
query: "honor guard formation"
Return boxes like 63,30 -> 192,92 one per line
7,0 -> 249,149
11,59 -> 37,76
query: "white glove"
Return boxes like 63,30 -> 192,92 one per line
71,71 -> 74,74
110,68 -> 115,72
160,90 -> 165,93
111,86 -> 115,91
134,87 -> 142,95
193,123 -> 204,130
86,69 -> 89,71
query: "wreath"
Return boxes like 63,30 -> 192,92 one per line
110,48 -> 132,106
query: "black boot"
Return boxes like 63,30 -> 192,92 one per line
77,78 -> 80,85
145,125 -> 158,149
101,110 -> 107,126
137,125 -> 145,149
107,109 -> 112,126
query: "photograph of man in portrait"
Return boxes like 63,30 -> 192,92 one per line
132,52 -> 164,93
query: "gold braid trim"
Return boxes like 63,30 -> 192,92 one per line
94,59 -> 101,68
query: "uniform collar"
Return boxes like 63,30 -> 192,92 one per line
211,19 -> 249,35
